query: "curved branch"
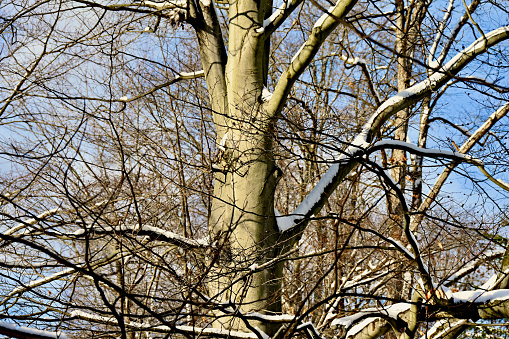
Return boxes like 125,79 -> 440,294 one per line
0,322 -> 66,339
266,0 -> 358,118
276,27 -> 509,249
411,100 -> 509,231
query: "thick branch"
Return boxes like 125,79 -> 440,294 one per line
266,0 -> 358,118
0,322 -> 66,339
276,26 -> 509,247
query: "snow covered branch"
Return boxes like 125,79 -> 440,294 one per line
0,321 -> 66,339
3,208 -> 61,237
258,0 -> 304,34
332,288 -> 509,339
135,0 -> 187,11
444,249 -> 506,286
267,0 -> 358,118
331,303 -> 411,339
276,26 -> 509,235
69,310 -> 262,338
72,224 -> 210,248
119,70 -> 204,103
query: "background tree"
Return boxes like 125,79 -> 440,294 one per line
0,0 -> 509,338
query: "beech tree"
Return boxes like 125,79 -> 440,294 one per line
1,0 -> 509,338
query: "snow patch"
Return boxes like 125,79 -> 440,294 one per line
179,70 -> 205,79
261,87 -> 273,102
218,131 -> 228,151
428,59 -> 439,68
290,42 -> 306,63
313,6 -> 335,28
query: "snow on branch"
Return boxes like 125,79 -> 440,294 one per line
135,0 -> 187,10
70,310 -> 260,338
428,0 -> 455,68
452,289 -> 509,304
276,26 -> 509,234
259,0 -> 290,30
276,138 -> 369,232
331,303 -> 411,338
331,286 -> 509,338
0,321 -> 66,339
6,267 -> 75,300
331,289 -> 509,337
420,319 -> 468,339
340,54 -> 367,66
3,208 -> 61,236
366,26 -> 509,143
119,70 -> 204,103
444,249 -> 506,286
72,225 -> 210,248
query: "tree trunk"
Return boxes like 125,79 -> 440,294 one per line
203,0 -> 283,333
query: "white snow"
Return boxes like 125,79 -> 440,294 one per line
262,1 -> 287,28
428,59 -> 439,68
480,273 -> 500,290
372,26 -> 509,128
119,96 -> 128,101
340,55 -> 367,66
261,87 -> 273,102
387,237 -> 415,260
420,319 -> 467,339
141,0 -> 187,10
313,6 -> 335,29
0,321 -> 66,339
453,289 -> 509,304
218,131 -> 228,151
331,303 -> 411,337
73,225 -> 209,247
290,42 -> 307,63
10,267 -> 75,296
4,208 -> 61,236
177,326 -> 259,338
444,249 -> 505,284
245,312 -> 295,322
277,133 -> 369,232
296,322 -> 324,339
178,70 -> 205,79
333,289 -> 509,338
346,317 -> 379,337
